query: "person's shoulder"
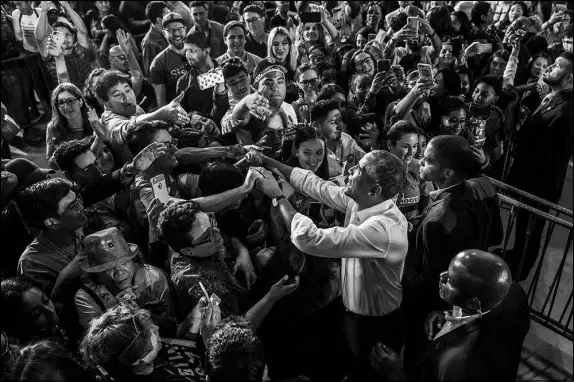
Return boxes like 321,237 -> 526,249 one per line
150,47 -> 170,67
11,9 -> 20,18
210,19 -> 224,29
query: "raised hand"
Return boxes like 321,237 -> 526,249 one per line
233,250 -> 257,289
161,92 -> 190,126
87,108 -> 107,139
200,300 -> 221,343
244,92 -> 270,111
267,275 -> 299,301
132,142 -> 168,172
116,29 -> 131,56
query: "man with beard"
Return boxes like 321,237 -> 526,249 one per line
150,12 -> 189,107
94,70 -> 190,166
255,150 -> 408,382
36,1 -> 94,89
175,31 -> 228,121
504,52 -> 574,280
216,21 -> 261,75
231,63 -> 298,149
384,15 -> 442,73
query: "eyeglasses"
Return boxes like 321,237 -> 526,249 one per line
57,98 -> 78,107
164,26 -> 186,35
191,213 -> 218,247
442,117 -> 466,126
110,54 -> 127,60
299,78 -> 319,87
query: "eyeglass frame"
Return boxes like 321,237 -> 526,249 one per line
56,98 -> 79,107
163,26 -> 186,35
442,116 -> 466,126
299,77 -> 320,87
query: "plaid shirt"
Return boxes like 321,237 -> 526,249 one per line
45,42 -> 95,89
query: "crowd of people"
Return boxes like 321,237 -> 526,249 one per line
0,0 -> 572,381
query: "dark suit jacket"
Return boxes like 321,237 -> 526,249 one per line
508,89 -> 573,202
403,181 -> 501,314
414,282 -> 530,382
466,176 -> 503,248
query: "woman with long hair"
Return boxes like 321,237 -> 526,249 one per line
451,10 -> 472,43
295,19 -> 328,65
46,83 -> 106,167
427,5 -> 455,39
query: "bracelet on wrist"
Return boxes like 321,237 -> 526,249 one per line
428,31 -> 436,38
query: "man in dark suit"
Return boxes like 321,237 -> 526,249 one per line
371,250 -> 530,381
401,136 -> 503,370
505,52 -> 574,281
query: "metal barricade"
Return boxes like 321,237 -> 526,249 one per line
487,177 -> 573,342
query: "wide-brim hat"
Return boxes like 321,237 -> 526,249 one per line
81,227 -> 139,273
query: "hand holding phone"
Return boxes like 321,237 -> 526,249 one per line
151,174 -> 169,205
48,31 -> 64,57
477,43 -> 492,54
407,17 -> 419,34
452,37 -> 463,57
300,11 -> 322,24
197,67 -> 225,90
377,59 -> 391,74
417,63 -> 433,81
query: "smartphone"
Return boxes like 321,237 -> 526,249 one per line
48,31 -> 64,56
197,67 -> 224,90
308,202 -> 322,223
368,33 -> 377,42
151,174 -> 169,205
452,37 -> 463,57
407,17 -> 419,34
417,63 -> 433,81
300,12 -> 321,24
377,59 -> 391,73
477,43 -> 493,54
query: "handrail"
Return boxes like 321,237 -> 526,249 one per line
497,194 -> 573,229
487,177 -> 573,218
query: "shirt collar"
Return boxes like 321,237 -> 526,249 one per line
354,199 -> 397,223
429,181 -> 463,201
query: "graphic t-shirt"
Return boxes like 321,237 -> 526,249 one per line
394,160 -> 432,221
11,8 -> 41,53
150,47 -> 189,103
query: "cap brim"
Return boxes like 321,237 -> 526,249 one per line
163,18 -> 186,27
81,243 -> 139,273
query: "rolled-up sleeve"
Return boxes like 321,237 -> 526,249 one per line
290,168 -> 350,212
291,213 -> 399,259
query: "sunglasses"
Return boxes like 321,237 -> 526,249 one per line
57,98 -> 78,107
191,213 -> 218,247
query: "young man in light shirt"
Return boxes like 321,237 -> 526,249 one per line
256,150 -> 409,382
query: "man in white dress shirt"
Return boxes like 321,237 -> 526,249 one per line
257,150 -> 409,382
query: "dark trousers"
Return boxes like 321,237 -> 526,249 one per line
343,307 -> 404,382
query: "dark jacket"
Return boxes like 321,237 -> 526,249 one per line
413,282 -> 530,381
508,89 -> 574,203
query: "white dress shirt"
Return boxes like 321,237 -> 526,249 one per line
289,168 -> 408,317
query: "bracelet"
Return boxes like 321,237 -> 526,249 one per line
428,31 -> 436,38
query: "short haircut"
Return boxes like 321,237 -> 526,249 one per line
560,52 -> 574,73
222,56 -> 248,79
223,21 -> 247,38
364,150 -> 408,200
93,70 -> 131,103
189,1 -> 207,11
184,30 -> 210,50
52,136 -> 94,174
199,160 -> 245,196
15,178 -> 77,230
475,74 -> 503,95
310,99 -> 339,124
124,120 -> 170,156
471,2 -> 491,25
1,277 -> 39,337
387,121 -> 422,145
146,1 -> 168,23
243,5 -> 264,17
389,11 -> 408,32
157,200 -> 201,252
317,83 -> 346,101
428,135 -> 474,177
205,316 -> 265,382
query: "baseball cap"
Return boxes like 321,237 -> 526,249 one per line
4,158 -> 56,189
162,12 -> 186,28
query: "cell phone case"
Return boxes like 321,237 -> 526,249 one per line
197,68 -> 224,91
418,64 -> 433,79
151,174 -> 169,204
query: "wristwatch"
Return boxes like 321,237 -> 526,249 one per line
272,195 -> 286,207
